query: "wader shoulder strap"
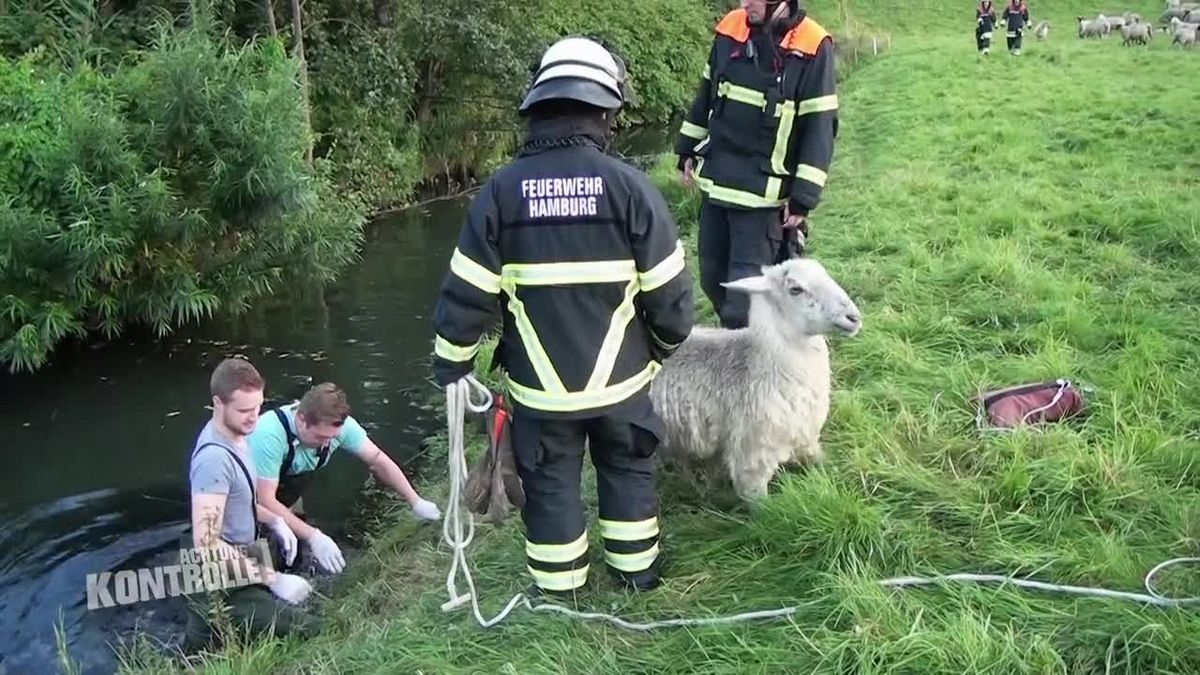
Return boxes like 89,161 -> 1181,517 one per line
272,407 -> 331,478
190,441 -> 257,536
273,408 -> 299,478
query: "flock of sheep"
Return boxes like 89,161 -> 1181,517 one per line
1075,1 -> 1198,47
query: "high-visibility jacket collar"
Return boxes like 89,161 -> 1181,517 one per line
714,8 -> 830,57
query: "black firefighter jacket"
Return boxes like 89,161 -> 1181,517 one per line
432,116 -> 695,420
1003,1 -> 1029,31
675,8 -> 838,217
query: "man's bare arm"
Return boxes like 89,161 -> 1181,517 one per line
357,437 -> 421,505
191,492 -> 228,549
190,492 -> 273,579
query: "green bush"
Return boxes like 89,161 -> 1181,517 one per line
0,24 -> 365,373
528,0 -> 717,125
2,0 -> 718,212
302,0 -> 717,205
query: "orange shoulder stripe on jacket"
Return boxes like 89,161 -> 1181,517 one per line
715,9 -> 750,42
781,17 -> 832,55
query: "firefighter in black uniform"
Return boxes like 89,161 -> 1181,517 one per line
431,37 -> 694,595
976,0 -> 997,54
675,0 -> 837,330
1002,0 -> 1030,55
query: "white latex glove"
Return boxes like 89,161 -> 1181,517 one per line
264,514 -> 298,567
267,572 -> 312,605
411,498 -> 442,522
308,529 -> 346,574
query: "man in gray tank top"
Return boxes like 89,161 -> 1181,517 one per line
183,357 -> 322,649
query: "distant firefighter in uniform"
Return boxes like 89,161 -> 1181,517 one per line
1003,0 -> 1030,55
976,0 -> 997,54
431,37 -> 694,595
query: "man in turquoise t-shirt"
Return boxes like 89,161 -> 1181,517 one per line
249,382 -> 441,574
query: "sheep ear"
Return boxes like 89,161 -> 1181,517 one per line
721,275 -> 772,295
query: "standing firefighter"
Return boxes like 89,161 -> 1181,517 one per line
976,0 -> 997,54
431,37 -> 694,595
1003,0 -> 1030,54
675,0 -> 837,329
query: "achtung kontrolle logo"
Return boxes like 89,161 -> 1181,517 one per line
86,540 -> 274,610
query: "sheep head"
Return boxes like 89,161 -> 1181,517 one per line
721,258 -> 862,340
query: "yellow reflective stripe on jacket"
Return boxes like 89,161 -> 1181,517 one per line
434,335 -> 479,363
496,257 -> 679,411
526,533 -> 588,564
638,240 -> 686,292
586,280 -> 640,392
503,282 -> 567,394
695,159 -> 786,208
598,517 -> 659,542
450,247 -> 501,294
680,120 -> 708,140
528,565 -> 589,591
604,544 -> 660,573
508,362 -> 661,413
797,94 -> 838,116
716,81 -> 767,108
502,260 -> 636,286
794,164 -> 828,187
770,102 -> 797,175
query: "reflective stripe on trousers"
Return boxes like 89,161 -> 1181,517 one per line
512,411 -> 663,592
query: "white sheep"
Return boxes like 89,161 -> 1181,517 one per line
1100,13 -> 1126,31
1122,21 -> 1153,44
1170,23 -> 1197,46
1078,16 -> 1108,38
649,257 -> 862,502
1171,15 -> 1200,31
1034,20 -> 1049,39
1162,6 -> 1192,22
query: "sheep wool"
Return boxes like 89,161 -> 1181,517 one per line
649,258 -> 862,501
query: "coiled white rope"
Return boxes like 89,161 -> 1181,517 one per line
440,375 -> 527,627
440,378 -> 1200,631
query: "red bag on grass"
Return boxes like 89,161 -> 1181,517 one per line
978,378 -> 1086,429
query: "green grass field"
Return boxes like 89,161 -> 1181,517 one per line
118,5 -> 1200,673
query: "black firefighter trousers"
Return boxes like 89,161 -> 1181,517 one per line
976,27 -> 993,53
698,194 -> 788,330
1007,27 -> 1023,52
512,403 -> 664,594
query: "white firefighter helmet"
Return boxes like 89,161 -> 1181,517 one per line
518,37 -> 627,115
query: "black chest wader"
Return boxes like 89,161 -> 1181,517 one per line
272,408 -> 331,512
